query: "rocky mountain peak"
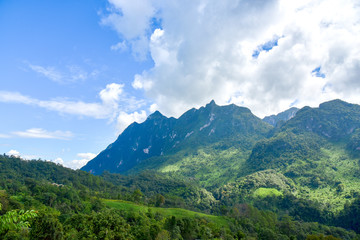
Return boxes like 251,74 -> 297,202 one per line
147,110 -> 166,120
206,100 -> 217,107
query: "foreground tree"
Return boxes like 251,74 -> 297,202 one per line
0,203 -> 37,238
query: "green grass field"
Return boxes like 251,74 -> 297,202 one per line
104,199 -> 229,228
253,187 -> 283,198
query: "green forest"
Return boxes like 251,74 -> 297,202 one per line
1,154 -> 360,240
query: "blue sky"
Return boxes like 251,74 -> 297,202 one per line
0,0 -> 154,168
1,0 -> 360,168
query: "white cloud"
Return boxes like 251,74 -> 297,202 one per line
101,0 -> 155,60
53,157 -> 64,165
0,134 -> 11,138
7,149 -> 20,157
66,153 -> 96,170
12,128 -> 73,140
0,91 -> 35,105
99,83 -> 124,105
28,63 -> 97,84
0,83 -> 145,121
111,41 -> 128,52
29,64 -> 63,82
67,159 -> 90,169
21,155 -> 39,160
6,150 -> 39,160
77,153 -> 96,160
103,0 -> 360,117
117,110 -> 147,133
132,74 -> 153,90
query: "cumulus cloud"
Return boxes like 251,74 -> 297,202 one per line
66,153 -> 96,169
12,128 -> 73,140
117,110 -> 147,133
6,150 -> 40,160
53,157 -> 64,165
7,149 -> 20,157
104,0 -> 360,117
99,83 -> 124,105
102,0 -> 156,60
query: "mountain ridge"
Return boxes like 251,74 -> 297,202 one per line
82,98 -> 360,192
82,100 -> 272,175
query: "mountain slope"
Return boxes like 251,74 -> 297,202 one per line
82,100 -> 273,177
277,99 -> 360,140
242,99 -> 360,210
83,99 -> 360,210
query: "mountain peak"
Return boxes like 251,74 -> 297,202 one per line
319,99 -> 352,109
206,100 -> 217,108
147,110 -> 166,120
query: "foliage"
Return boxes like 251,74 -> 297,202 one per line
0,203 -> 37,236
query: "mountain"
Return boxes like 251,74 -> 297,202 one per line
83,99 -> 360,193
241,99 -> 360,210
263,107 -> 299,126
82,100 -> 272,178
277,99 -> 360,141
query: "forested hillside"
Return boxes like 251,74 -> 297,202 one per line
1,154 -> 360,239
2,100 -> 360,239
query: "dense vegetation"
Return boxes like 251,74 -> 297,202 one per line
3,99 -> 360,239
1,154 -> 360,239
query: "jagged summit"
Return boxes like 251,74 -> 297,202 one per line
147,110 -> 166,120
206,99 -> 217,107
81,100 -> 272,175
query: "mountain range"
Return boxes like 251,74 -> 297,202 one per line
82,100 -> 272,176
82,99 -> 360,210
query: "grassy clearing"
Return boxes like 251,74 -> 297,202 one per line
104,199 -> 229,228
253,188 -> 283,198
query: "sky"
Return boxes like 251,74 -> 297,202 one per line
1,0 -> 360,169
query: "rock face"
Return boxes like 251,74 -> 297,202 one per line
81,100 -> 272,175
263,107 -> 299,126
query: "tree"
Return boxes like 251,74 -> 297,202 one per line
132,189 -> 143,203
0,203 -> 37,236
155,194 -> 166,207
29,210 -> 64,240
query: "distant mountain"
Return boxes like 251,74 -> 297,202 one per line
277,99 -> 360,140
263,107 -> 299,126
241,99 -> 360,210
82,100 -> 272,176
83,99 -> 360,209
248,100 -> 360,174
